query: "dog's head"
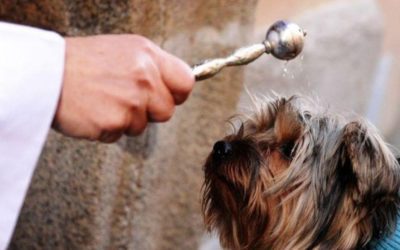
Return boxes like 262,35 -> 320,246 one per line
202,96 -> 400,250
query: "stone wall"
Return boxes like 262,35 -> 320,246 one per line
0,1 -> 258,249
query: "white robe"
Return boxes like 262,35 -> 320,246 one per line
0,22 -> 65,249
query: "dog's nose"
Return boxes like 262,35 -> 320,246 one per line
213,140 -> 233,160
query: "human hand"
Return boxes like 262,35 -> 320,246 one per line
52,34 -> 194,143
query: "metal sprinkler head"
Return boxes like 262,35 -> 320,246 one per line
192,20 -> 306,81
264,20 -> 306,60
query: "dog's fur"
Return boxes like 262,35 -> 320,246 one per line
202,95 -> 400,250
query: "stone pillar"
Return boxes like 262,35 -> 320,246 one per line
0,1 -> 258,249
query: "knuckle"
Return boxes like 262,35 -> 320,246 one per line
140,38 -> 158,56
100,114 -> 129,135
127,120 -> 148,136
132,35 -> 158,57
156,105 -> 175,122
131,57 -> 150,76
138,76 -> 156,92
100,133 -> 121,143
135,121 -> 148,134
130,57 -> 159,91
95,123 -> 123,143
126,93 -> 145,111
130,34 -> 150,44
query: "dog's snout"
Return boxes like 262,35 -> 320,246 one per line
213,141 -> 233,160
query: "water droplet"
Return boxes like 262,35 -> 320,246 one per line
281,61 -> 289,78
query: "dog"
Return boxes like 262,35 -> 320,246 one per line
201,95 -> 400,250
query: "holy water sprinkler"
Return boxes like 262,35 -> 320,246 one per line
192,20 -> 306,81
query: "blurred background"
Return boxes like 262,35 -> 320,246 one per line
0,0 -> 399,249
247,0 -> 399,143
247,0 -> 400,146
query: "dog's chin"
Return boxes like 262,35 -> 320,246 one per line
206,162 -> 255,198
202,150 -> 273,250
204,161 -> 241,200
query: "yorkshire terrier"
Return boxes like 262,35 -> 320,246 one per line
201,95 -> 400,249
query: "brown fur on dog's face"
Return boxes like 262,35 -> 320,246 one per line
202,96 -> 400,250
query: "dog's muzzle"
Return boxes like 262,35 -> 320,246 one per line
212,141 -> 233,161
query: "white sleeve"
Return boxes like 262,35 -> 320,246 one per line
0,22 -> 65,249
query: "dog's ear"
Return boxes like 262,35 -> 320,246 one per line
342,121 -> 400,239
342,121 -> 400,213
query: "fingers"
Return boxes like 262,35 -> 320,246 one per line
137,58 -> 176,122
125,104 -> 148,136
156,49 -> 195,105
147,78 -> 176,122
58,34 -> 194,143
99,131 -> 124,143
103,37 -> 195,140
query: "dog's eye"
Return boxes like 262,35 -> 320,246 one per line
279,142 -> 294,160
